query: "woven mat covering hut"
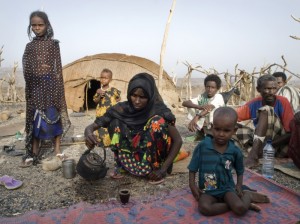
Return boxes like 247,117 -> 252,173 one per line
63,53 -> 179,112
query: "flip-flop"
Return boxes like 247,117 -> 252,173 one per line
149,179 -> 165,185
3,145 -> 14,152
56,153 -> 66,160
6,149 -> 25,157
110,173 -> 124,179
0,175 -> 23,190
3,146 -> 24,157
19,157 -> 33,168
8,150 -> 25,157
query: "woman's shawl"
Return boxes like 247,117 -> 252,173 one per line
95,73 -> 175,131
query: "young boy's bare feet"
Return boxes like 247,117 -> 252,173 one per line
249,203 -> 261,212
243,191 -> 270,203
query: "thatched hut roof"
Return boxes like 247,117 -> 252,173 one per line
63,53 -> 179,112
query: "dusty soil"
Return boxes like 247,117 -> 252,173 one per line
0,104 -> 299,217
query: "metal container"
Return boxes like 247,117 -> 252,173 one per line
76,148 -> 108,181
62,159 -> 76,179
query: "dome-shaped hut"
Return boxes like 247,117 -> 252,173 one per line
63,53 -> 179,112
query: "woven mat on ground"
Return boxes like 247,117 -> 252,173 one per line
1,169 -> 300,224
274,158 -> 300,179
259,158 -> 300,179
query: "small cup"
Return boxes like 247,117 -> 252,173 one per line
119,189 -> 130,204
62,159 -> 76,179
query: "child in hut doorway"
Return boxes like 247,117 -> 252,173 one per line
188,107 -> 270,216
93,69 -> 121,148
182,74 -> 225,141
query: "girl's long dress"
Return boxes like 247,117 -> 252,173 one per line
22,37 -> 71,159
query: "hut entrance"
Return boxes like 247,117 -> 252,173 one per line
83,79 -> 101,111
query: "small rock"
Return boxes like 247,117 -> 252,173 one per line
16,109 -> 24,114
177,107 -> 184,112
20,112 -> 26,119
0,111 -> 11,121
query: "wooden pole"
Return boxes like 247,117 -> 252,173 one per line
158,0 -> 176,94
0,45 -> 4,67
85,81 -> 89,113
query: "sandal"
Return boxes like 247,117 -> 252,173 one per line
110,173 -> 124,179
110,166 -> 126,179
0,175 -> 23,190
3,145 -> 24,157
19,157 -> 33,168
56,153 -> 66,160
149,179 -> 165,185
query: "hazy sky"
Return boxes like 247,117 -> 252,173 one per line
1,0 -> 300,78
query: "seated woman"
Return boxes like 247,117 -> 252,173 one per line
84,73 -> 182,183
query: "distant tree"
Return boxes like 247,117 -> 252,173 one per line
290,15 -> 300,40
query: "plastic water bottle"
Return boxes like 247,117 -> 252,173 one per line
262,139 -> 275,179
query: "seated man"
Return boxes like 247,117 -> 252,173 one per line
289,116 -> 300,169
235,75 -> 294,168
273,72 -> 300,169
272,71 -> 300,113
182,74 -> 225,141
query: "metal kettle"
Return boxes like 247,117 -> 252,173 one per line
76,147 -> 108,181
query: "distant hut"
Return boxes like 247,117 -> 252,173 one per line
63,53 -> 179,112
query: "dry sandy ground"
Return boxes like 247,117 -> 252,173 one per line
0,104 -> 299,217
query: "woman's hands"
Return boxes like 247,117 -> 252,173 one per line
147,125 -> 182,181
84,123 -> 100,149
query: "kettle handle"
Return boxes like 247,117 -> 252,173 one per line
101,147 -> 106,163
83,147 -> 106,164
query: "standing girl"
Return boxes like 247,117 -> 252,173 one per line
21,11 -> 71,167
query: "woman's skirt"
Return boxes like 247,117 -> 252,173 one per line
110,115 -> 172,176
